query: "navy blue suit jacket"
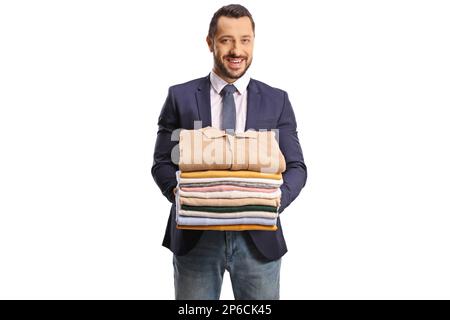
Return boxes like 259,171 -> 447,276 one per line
151,74 -> 307,261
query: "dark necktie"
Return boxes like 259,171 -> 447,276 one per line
220,84 -> 237,132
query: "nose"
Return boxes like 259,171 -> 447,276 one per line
230,41 -> 243,57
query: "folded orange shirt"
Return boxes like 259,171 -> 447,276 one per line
180,170 -> 282,180
176,224 -> 277,231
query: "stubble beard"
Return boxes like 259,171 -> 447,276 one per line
213,52 -> 252,81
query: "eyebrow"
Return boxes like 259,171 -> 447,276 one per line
218,35 -> 252,40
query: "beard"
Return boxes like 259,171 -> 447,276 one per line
213,52 -> 252,80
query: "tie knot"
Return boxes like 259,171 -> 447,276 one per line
221,84 -> 237,96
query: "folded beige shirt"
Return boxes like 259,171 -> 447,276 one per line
178,126 -> 286,174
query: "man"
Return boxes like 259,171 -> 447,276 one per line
151,4 -> 307,300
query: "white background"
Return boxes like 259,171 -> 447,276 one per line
1,0 -> 449,299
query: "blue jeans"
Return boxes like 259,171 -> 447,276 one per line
173,231 -> 281,300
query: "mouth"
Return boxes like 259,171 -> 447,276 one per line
225,57 -> 245,70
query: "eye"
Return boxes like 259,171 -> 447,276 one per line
221,39 -> 230,43
242,39 -> 250,43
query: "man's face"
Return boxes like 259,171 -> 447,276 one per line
207,16 -> 254,83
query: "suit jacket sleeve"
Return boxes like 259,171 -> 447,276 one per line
151,87 -> 179,204
277,91 -> 307,213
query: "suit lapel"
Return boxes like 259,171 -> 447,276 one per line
195,75 -> 212,128
245,78 -> 261,131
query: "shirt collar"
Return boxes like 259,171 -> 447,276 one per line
209,69 -> 250,95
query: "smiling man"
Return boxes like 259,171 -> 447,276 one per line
207,14 -> 253,83
151,4 -> 307,300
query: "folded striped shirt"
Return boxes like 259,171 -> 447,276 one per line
179,180 -> 280,189
176,215 -> 277,226
179,210 -> 278,219
179,176 -> 283,186
178,189 -> 281,199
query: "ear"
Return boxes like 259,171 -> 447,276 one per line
206,36 -> 214,52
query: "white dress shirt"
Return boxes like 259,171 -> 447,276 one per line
209,70 -> 250,133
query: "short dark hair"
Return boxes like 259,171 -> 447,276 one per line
208,4 -> 255,39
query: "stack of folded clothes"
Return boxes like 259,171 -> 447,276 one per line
174,126 -> 286,231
